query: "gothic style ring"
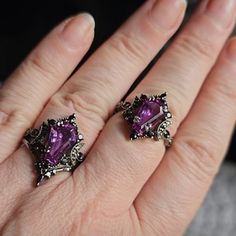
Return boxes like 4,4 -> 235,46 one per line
116,93 -> 173,146
24,114 -> 85,186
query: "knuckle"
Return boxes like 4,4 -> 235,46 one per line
108,31 -> 147,64
59,92 -> 106,126
174,33 -> 216,60
11,110 -> 31,126
21,50 -> 60,80
172,138 -> 219,181
0,108 -> 30,129
213,74 -> 236,103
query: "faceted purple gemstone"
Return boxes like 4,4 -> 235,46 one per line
43,122 -> 78,166
132,99 -> 165,135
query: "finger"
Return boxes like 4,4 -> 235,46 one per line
78,0 -> 236,213
134,38 -> 236,235
0,13 -> 95,163
37,0 -> 186,139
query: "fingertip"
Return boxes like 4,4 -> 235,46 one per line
149,0 -> 187,31
60,13 -> 95,49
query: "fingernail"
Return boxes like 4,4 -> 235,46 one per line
150,0 -> 186,29
226,38 -> 236,60
206,0 -> 236,27
61,13 -> 95,47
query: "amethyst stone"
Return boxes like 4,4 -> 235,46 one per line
43,122 -> 78,166
131,99 -> 165,135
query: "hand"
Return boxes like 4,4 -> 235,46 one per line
1,0 -> 236,235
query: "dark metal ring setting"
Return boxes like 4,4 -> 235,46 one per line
24,114 -> 85,186
116,93 -> 173,146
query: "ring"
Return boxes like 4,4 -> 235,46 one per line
116,93 -> 173,146
24,114 -> 85,186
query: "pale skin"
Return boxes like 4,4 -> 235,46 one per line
0,0 -> 236,235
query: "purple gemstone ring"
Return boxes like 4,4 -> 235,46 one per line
24,114 -> 85,186
116,93 -> 173,146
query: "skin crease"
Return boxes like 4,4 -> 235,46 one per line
0,0 -> 236,235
